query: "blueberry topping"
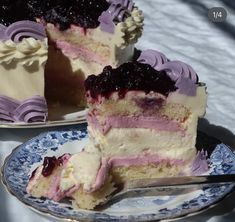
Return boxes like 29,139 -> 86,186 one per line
1,0 -> 110,30
0,0 -> 34,26
42,156 -> 58,177
28,0 -> 110,30
85,62 -> 177,99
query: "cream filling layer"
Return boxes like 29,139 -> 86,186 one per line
86,125 -> 197,160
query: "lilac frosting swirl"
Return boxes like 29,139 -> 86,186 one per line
0,21 -> 46,42
0,96 -> 48,123
98,0 -> 134,33
137,49 -> 169,70
137,50 -> 199,96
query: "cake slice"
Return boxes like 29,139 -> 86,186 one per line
84,49 -> 208,181
27,152 -> 116,210
0,20 -> 48,123
27,49 -> 208,210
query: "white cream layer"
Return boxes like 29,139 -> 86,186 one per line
60,152 -> 102,192
86,124 -> 197,162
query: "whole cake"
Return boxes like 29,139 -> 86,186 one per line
0,0 -> 143,122
27,49 -> 208,210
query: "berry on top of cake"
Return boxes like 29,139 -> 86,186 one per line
0,0 -> 144,122
27,49 -> 208,210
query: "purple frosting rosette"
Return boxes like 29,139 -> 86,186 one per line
98,0 -> 134,33
0,21 -> 46,42
137,50 -> 199,96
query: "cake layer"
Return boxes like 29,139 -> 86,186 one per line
87,86 -> 207,123
71,176 -> 115,210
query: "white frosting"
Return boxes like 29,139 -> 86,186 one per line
116,7 -> 144,46
167,84 -> 207,117
0,38 -> 48,66
0,38 -> 47,100
60,152 -> 102,192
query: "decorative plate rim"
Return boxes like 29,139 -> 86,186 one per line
1,128 -> 235,222
0,109 -> 88,129
0,118 -> 87,129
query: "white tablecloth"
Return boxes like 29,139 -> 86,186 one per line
1,0 -> 235,221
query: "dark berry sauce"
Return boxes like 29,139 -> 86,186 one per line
135,98 -> 165,110
0,0 -> 34,26
85,62 -> 177,99
1,0 -> 110,30
42,156 -> 58,177
29,0 -> 110,30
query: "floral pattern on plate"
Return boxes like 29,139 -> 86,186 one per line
2,126 -> 235,222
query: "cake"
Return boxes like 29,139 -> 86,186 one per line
27,49 -> 208,210
0,0 -> 144,122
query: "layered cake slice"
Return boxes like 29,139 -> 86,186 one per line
0,20 -> 48,123
27,49 -> 208,209
28,0 -> 144,106
84,49 -> 208,181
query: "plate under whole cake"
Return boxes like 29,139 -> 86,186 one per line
0,106 -> 88,128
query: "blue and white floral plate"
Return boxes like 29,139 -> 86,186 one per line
2,126 -> 235,222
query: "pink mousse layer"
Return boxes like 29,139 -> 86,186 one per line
87,113 -> 184,135
56,40 -> 108,64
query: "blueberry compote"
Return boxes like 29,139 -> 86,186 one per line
0,0 -> 33,26
85,62 -> 177,99
42,156 -> 58,177
1,0 -> 110,30
27,0 -> 109,30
